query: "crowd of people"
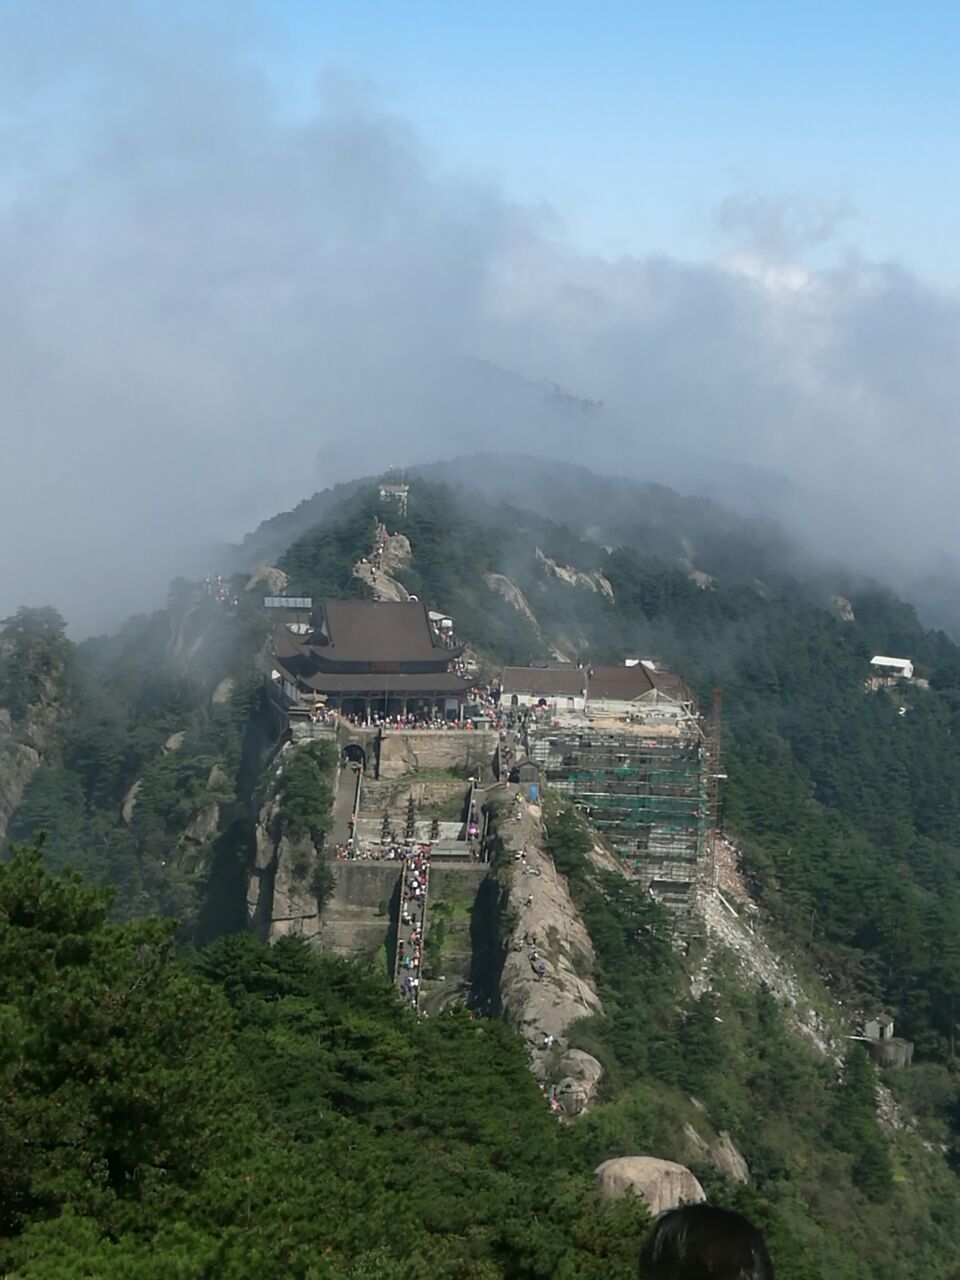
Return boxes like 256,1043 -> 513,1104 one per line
334,840 -> 420,861
337,710 -> 488,730
397,849 -> 429,1009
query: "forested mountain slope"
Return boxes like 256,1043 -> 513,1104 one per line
0,608 -> 70,839
2,587 -> 273,926
8,468 -> 960,1274
276,478 -> 960,1132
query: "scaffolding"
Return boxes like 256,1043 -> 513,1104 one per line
529,719 -> 709,924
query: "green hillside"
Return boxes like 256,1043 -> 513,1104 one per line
7,468 -> 960,1274
298,478 -> 960,1072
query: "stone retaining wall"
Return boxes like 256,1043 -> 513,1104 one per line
378,729 -> 496,780
358,777 -> 469,815
419,866 -> 489,1012
315,861 -> 402,960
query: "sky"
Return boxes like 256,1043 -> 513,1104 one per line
263,0 -> 960,279
1,0 -> 959,632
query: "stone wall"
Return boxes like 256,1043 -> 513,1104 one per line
419,865 -> 489,1012
359,777 -> 470,815
869,1037 -> 915,1068
378,728 -> 496,780
316,861 -> 403,959
289,719 -> 338,746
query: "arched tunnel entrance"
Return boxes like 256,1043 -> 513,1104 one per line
343,743 -> 366,769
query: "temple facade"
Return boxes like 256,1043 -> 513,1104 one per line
269,598 -> 471,724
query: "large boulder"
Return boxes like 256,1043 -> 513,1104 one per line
555,1050 -> 604,1117
595,1157 -> 705,1215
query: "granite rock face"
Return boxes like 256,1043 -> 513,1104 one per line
595,1157 -> 706,1215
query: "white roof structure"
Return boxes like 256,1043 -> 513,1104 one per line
870,655 -> 914,677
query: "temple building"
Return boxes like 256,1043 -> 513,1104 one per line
269,598 -> 471,723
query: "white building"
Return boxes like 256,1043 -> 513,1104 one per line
870,656 -> 914,681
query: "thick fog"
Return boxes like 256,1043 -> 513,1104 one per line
2,4 -> 959,633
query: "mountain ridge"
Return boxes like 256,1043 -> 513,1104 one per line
5,464 -> 960,1275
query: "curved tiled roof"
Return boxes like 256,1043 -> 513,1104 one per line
318,598 -> 463,662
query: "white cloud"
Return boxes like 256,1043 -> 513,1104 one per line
1,3 -> 959,630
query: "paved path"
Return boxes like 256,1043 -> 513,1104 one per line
331,763 -> 359,846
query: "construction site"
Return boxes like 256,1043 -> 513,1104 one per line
525,680 -> 719,927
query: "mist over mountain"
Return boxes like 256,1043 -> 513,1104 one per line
8,3 -> 960,1275
9,466 -> 960,1275
2,3 -> 960,634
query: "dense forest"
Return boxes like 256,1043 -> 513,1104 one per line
8,467 -> 960,1273
0,846 -> 650,1278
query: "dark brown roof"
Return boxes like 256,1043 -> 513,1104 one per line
273,655 -> 470,695
586,663 -> 656,701
271,627 -> 316,678
501,665 -> 587,697
317,599 -> 462,662
273,627 -> 308,659
645,668 -> 692,703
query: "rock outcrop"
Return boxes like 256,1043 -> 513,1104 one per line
247,769 -> 323,943
679,536 -> 714,590
0,712 -> 44,842
0,617 -> 68,841
554,1048 -> 605,1117
184,803 -> 220,845
212,676 -> 236,704
713,1130 -> 750,1183
535,548 -> 615,599
245,564 -> 289,595
595,1157 -> 705,1214
682,1121 -> 750,1183
702,888 -> 840,1060
497,793 -> 604,1109
354,532 -> 412,602
120,778 -> 143,826
484,574 -> 540,630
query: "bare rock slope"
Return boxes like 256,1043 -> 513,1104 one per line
497,792 -> 604,1112
246,746 -> 324,943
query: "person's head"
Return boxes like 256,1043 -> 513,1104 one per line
639,1204 -> 774,1280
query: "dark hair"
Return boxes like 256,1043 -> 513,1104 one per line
639,1204 -> 774,1279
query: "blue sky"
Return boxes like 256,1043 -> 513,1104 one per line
253,0 -> 960,280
